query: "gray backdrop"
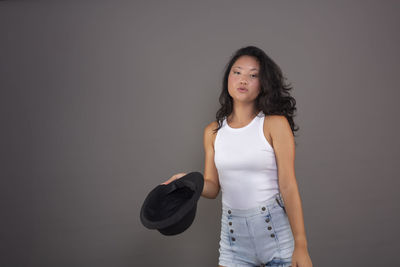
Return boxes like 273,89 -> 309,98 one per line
1,0 -> 399,266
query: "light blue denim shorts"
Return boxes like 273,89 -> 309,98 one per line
218,192 -> 295,267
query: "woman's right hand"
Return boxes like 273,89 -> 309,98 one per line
160,172 -> 187,185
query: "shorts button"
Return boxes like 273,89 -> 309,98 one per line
229,222 -> 232,226
270,233 -> 275,238
261,207 -> 266,211
265,218 -> 270,223
268,226 -> 272,230
232,237 -> 235,241
230,229 -> 233,233
228,210 -> 231,214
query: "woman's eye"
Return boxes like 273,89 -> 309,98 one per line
233,71 -> 257,77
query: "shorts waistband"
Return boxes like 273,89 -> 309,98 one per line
222,192 -> 285,217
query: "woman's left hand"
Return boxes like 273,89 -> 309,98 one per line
290,245 -> 313,267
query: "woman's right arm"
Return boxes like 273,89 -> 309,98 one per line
201,121 -> 220,199
161,122 -> 220,199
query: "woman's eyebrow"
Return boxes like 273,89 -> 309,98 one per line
232,66 -> 259,71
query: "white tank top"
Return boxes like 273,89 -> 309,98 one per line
214,111 -> 279,209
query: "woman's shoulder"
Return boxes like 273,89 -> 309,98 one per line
264,115 -> 291,137
264,115 -> 288,126
204,120 -> 219,135
264,115 -> 289,124
203,120 -> 220,148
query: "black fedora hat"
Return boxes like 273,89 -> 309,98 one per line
140,171 -> 204,236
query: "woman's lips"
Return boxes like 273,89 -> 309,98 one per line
237,87 -> 248,92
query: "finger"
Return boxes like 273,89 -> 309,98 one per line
161,178 -> 174,185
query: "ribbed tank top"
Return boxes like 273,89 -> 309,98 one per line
214,111 -> 279,209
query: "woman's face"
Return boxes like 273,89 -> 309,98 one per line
227,55 -> 261,103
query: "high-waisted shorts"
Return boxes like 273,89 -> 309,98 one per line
218,192 -> 295,267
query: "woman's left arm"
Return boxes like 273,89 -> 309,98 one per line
268,115 -> 313,267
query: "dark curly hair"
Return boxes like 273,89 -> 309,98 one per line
213,45 -> 299,142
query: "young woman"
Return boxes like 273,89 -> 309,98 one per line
163,46 -> 313,267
